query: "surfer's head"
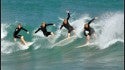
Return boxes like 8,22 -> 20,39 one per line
18,23 -> 22,29
84,24 -> 89,29
63,19 -> 67,24
41,22 -> 46,27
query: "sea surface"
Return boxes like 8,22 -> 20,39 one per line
1,0 -> 124,70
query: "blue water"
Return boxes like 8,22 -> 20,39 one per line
2,0 -> 123,25
1,0 -> 124,70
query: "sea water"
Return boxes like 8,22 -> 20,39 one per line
1,0 -> 124,70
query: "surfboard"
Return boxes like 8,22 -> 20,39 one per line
18,42 -> 34,50
51,36 -> 77,47
76,42 -> 98,48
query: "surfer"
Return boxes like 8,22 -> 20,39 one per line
83,17 -> 98,44
60,11 -> 76,39
35,22 -> 55,37
13,24 -> 29,45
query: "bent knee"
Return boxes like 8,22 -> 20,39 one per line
21,36 -> 24,39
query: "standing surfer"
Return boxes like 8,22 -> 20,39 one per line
60,11 -> 76,39
13,24 -> 29,45
83,17 -> 98,45
35,22 -> 55,37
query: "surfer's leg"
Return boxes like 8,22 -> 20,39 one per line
46,32 -> 54,37
86,35 -> 90,44
13,35 -> 20,41
51,32 -> 54,36
20,36 -> 27,45
48,32 -> 55,38
67,33 -> 71,39
67,29 -> 72,39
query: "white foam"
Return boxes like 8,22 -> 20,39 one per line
1,24 -> 9,39
100,39 -> 124,49
67,12 -> 124,49
17,42 -> 34,50
1,40 -> 15,54
95,12 -> 124,49
51,36 -> 77,48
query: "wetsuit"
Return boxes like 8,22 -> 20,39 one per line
84,18 -> 96,36
60,13 -> 74,33
35,24 -> 54,37
13,27 -> 28,39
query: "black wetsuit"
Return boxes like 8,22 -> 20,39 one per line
60,13 -> 74,33
13,27 -> 28,39
84,18 -> 96,36
35,24 -> 54,37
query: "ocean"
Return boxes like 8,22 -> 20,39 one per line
1,0 -> 124,70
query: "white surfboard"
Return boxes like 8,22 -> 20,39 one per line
76,42 -> 98,48
18,42 -> 34,50
51,36 -> 77,47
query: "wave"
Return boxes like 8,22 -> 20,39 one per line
1,40 -> 16,54
1,24 -> 9,39
1,12 -> 124,54
95,12 -> 124,49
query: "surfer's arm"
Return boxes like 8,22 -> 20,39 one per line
21,27 -> 28,32
88,17 -> 96,25
67,12 -> 70,20
35,28 -> 40,33
60,24 -> 64,29
46,23 -> 54,26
